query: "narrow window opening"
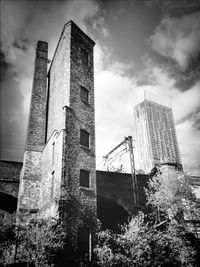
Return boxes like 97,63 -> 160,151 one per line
80,129 -> 89,148
81,49 -> 88,65
30,209 -> 38,214
80,169 -> 90,188
80,86 -> 89,103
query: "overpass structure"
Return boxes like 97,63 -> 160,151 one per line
0,160 -> 148,231
0,161 -> 21,223
1,160 -> 200,235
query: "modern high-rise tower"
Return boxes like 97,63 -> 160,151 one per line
134,92 -> 182,173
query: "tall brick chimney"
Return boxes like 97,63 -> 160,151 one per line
17,41 -> 48,221
26,41 -> 48,151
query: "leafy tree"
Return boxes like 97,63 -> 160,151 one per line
136,169 -> 145,174
107,164 -> 125,173
95,214 -> 194,267
0,193 -> 98,266
0,218 -> 65,267
94,171 -> 200,266
146,171 -> 200,227
149,165 -> 162,178
59,192 -> 98,264
94,212 -> 196,266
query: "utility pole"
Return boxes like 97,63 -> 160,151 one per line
125,136 -> 138,210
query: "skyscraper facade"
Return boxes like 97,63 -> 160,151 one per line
134,95 -> 182,173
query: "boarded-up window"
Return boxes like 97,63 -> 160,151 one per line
80,129 -> 89,148
80,169 -> 90,188
78,227 -> 90,261
80,86 -> 89,103
81,49 -> 88,65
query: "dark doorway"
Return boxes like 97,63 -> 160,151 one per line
78,227 -> 90,261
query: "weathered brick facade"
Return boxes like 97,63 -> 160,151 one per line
1,20 -> 200,264
0,160 -> 149,232
16,21 -> 97,261
26,41 -> 48,150
17,41 -> 48,222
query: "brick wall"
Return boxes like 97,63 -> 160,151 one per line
17,41 -> 48,222
55,22 -> 97,258
63,21 -> 96,212
26,41 -> 48,150
0,161 -> 22,183
45,21 -> 96,226
17,151 -> 42,210
16,21 -> 97,259
39,130 -> 64,219
46,24 -> 71,140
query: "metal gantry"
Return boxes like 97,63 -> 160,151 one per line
103,136 -> 138,209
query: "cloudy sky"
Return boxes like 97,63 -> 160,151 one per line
0,0 -> 200,175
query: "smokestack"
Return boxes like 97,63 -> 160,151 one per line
26,41 -> 48,151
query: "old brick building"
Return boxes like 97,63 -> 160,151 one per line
16,21 -> 96,261
1,20 -> 199,264
0,21 -> 148,263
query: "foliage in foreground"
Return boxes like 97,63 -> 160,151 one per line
146,171 -> 200,224
0,218 -> 65,267
0,193 -> 98,266
94,213 -> 196,266
94,171 -> 200,266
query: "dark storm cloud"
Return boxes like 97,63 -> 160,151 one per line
163,0 -> 200,17
148,49 -> 200,91
13,39 -> 29,51
174,77 -> 198,92
173,60 -> 200,91
0,50 -> 13,82
176,107 -> 200,130
149,10 -> 200,92
151,13 -> 200,67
